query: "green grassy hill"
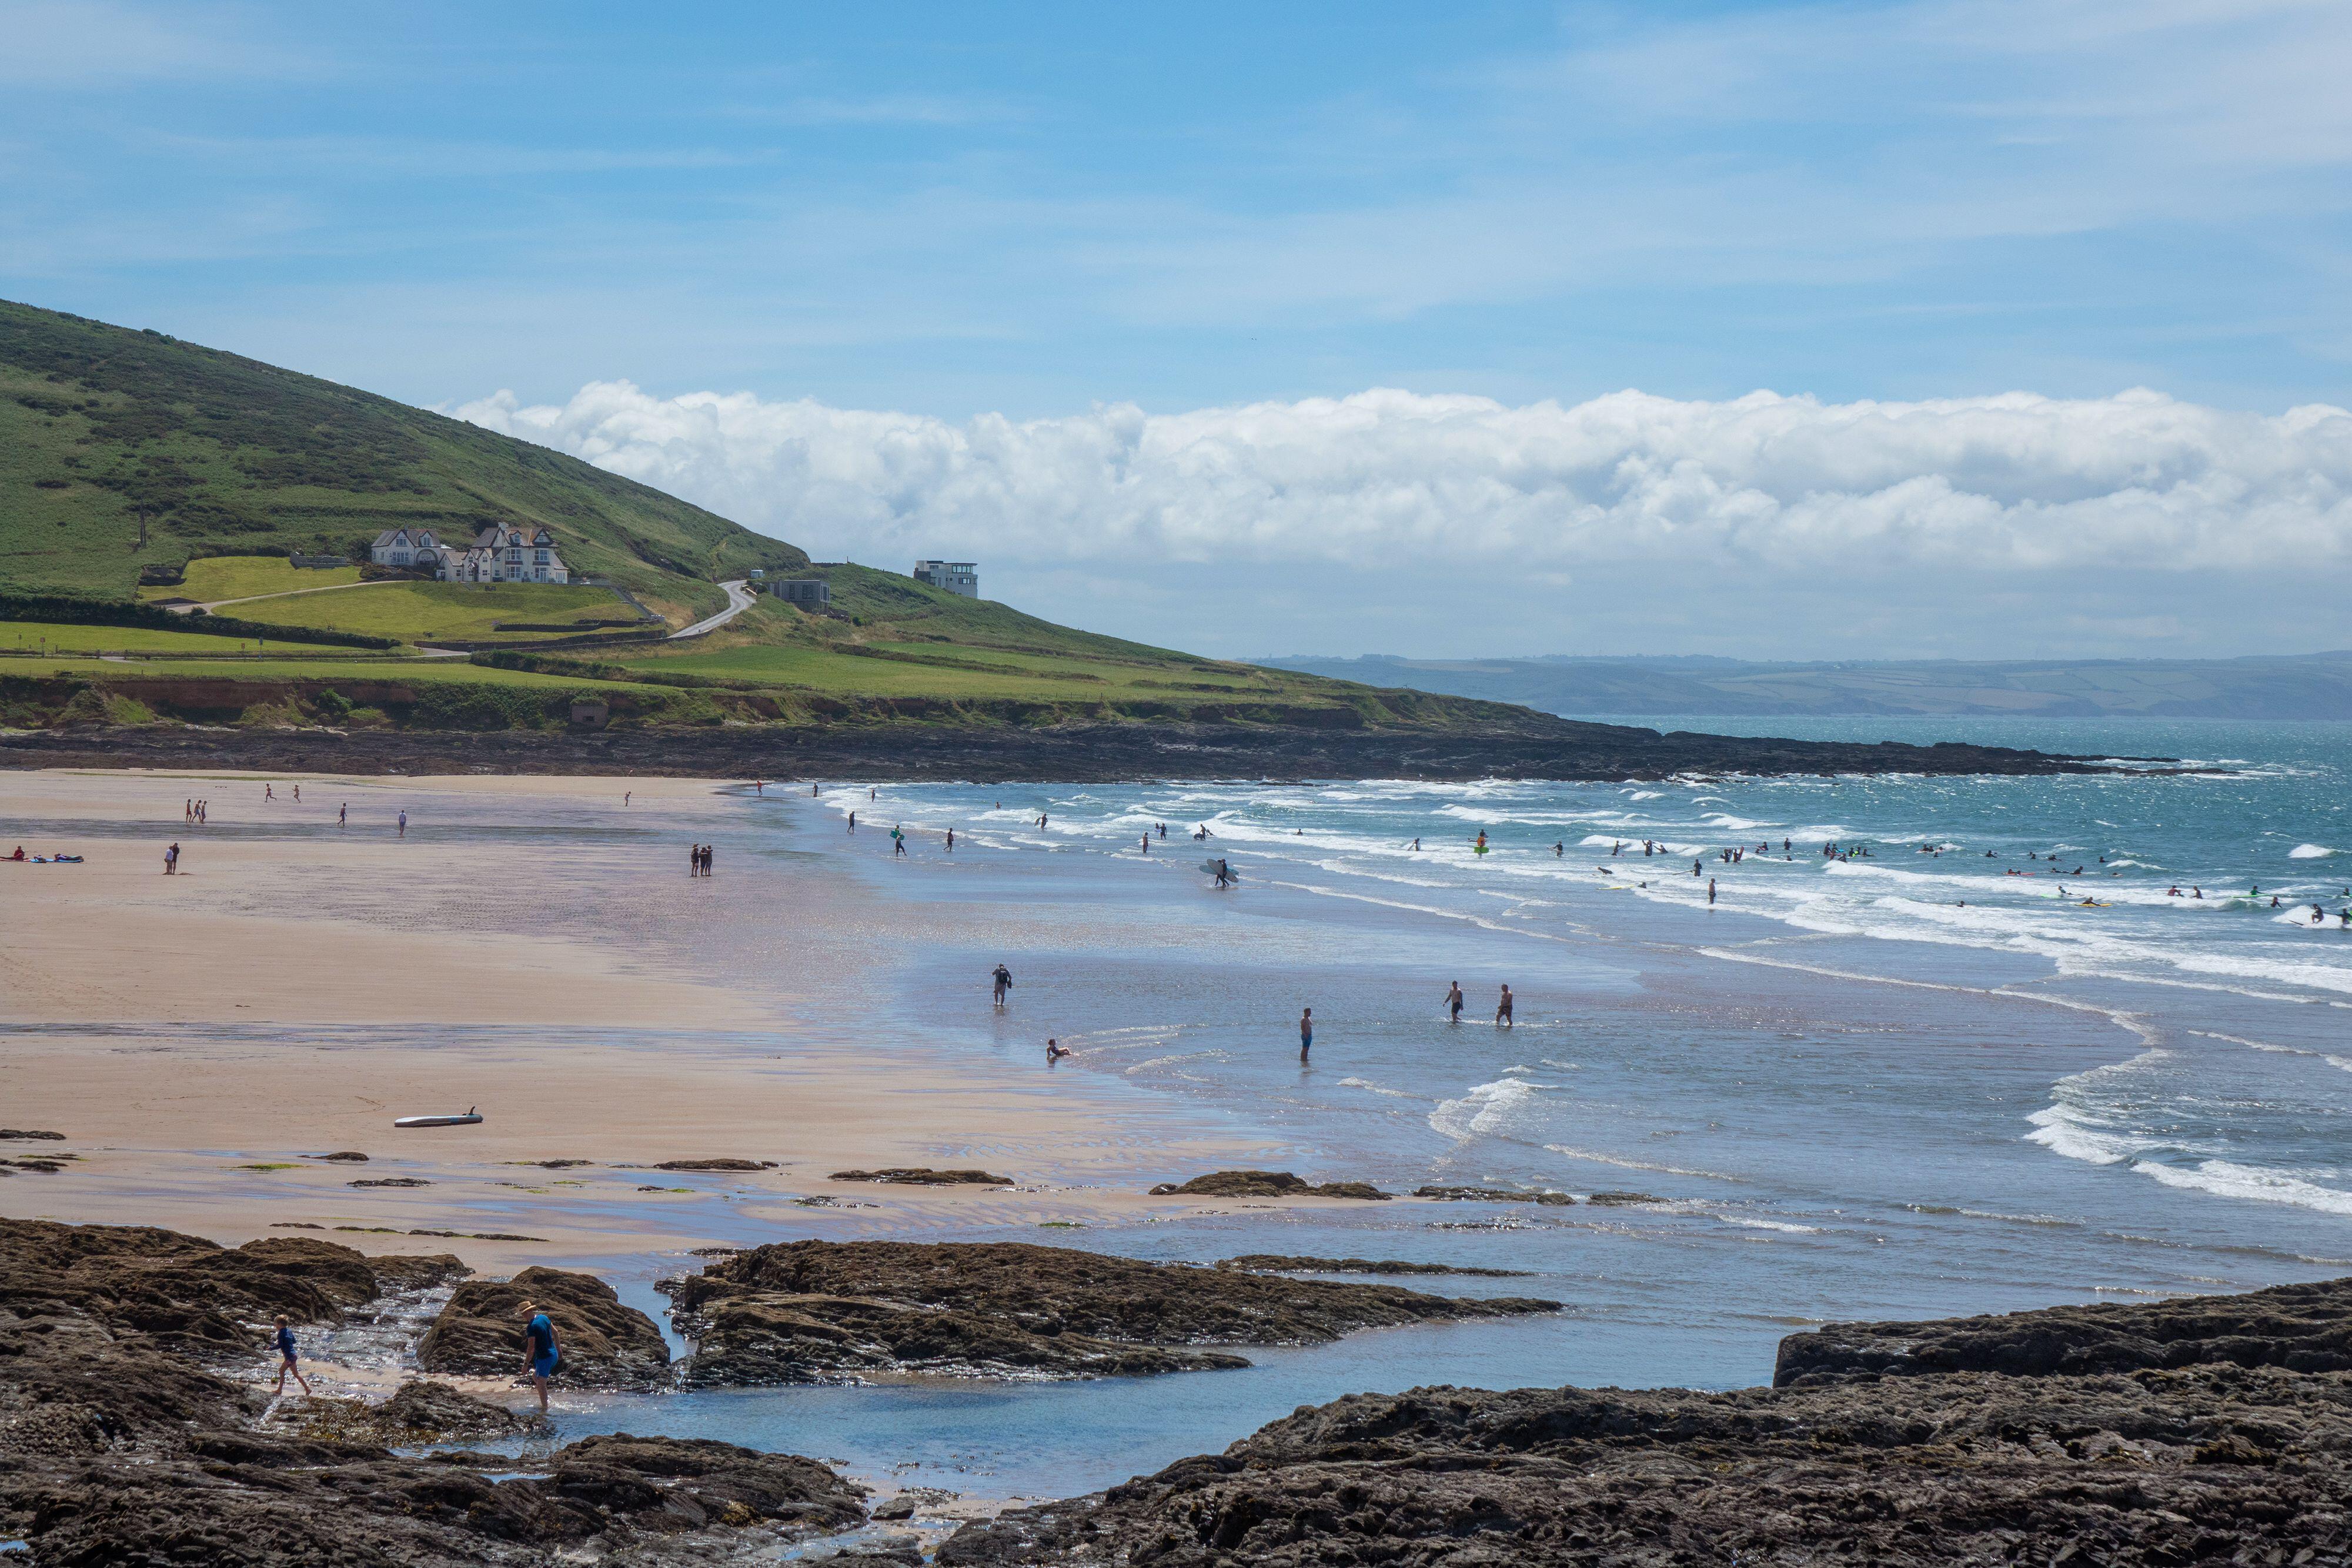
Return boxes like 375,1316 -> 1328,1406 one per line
0,299 -> 1536,737
0,298 -> 803,610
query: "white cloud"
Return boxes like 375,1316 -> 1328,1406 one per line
450,383 -> 2352,576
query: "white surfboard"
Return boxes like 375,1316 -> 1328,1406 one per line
394,1108 -> 482,1129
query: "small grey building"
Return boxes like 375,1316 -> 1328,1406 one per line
913,560 -> 978,598
771,579 -> 831,607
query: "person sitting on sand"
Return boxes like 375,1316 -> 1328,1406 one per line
271,1315 -> 312,1398
6,846 -> 21,861
1047,1038 -> 1071,1061
520,1302 -> 560,1416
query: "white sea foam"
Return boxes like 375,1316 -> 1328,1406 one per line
1338,1076 -> 1421,1100
1542,1144 -> 1742,1181
1628,790 -> 1663,801
1430,1078 -> 1548,1142
2136,1159 -> 2352,1218
2290,844 -> 2337,858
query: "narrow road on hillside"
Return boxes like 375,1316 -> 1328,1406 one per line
668,579 -> 757,640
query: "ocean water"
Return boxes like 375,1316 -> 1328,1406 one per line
18,721 -> 2351,1504
523,716 -> 2352,1502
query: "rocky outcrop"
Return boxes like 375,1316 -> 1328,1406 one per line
0,1215 -> 863,1567
831,1168 -> 1014,1185
416,1265 -> 671,1388
0,1128 -> 68,1139
1150,1171 -> 1391,1200
285,1380 -> 528,1446
1775,1274 -> 2352,1385
1218,1255 -> 1534,1278
0,717 -> 2126,784
937,1277 -> 2352,1567
664,1241 -> 1559,1386
653,1158 -> 778,1172
0,1217 -> 464,1358
1413,1185 -> 1576,1205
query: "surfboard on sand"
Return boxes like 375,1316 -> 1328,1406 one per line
395,1108 -> 482,1129
1200,859 -> 1239,881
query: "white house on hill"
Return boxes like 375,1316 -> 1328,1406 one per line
372,523 -> 570,584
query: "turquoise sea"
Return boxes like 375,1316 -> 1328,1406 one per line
541,716 -> 2352,1502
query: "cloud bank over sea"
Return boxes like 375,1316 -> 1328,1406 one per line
454,382 -> 2352,658
456,384 -> 2352,573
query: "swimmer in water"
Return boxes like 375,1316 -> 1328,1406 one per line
1047,1038 -> 1071,1061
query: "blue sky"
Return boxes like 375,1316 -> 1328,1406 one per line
7,1 -> 2351,658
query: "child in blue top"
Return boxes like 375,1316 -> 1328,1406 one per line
520,1302 -> 560,1416
271,1315 -> 312,1397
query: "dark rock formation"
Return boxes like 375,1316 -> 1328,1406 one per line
1414,1185 -> 1576,1205
349,1176 -> 431,1187
664,1241 -> 1559,1386
1218,1255 -> 1534,1278
416,1265 -> 671,1388
1585,1190 -> 1666,1206
0,1215 -> 861,1566
305,1151 -> 369,1161
937,1278 -> 2352,1567
0,717 -> 2132,784
1775,1274 -> 2352,1385
285,1381 -> 527,1446
830,1167 -> 1014,1185
513,1158 -> 593,1168
653,1158 -> 778,1171
1150,1170 -> 1392,1200
0,1218 -> 464,1358
0,1128 -> 67,1140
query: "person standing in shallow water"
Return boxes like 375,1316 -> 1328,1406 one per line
1446,981 -> 1464,1022
1299,1007 -> 1313,1058
1495,985 -> 1514,1028
520,1302 -> 559,1417
991,964 -> 1013,1006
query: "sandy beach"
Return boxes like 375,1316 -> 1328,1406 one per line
1,768 -> 1277,1273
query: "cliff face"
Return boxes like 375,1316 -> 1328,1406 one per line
938,1278 -> 2352,1567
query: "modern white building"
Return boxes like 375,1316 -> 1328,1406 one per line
372,523 -> 569,584
913,560 -> 978,597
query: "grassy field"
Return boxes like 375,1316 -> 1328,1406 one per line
138,556 -> 363,603
0,299 -> 807,601
0,619 -> 356,655
226,581 -> 635,644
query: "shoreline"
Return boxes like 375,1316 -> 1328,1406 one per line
0,716 -> 2141,781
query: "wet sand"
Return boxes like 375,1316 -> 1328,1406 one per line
0,769 -> 1277,1273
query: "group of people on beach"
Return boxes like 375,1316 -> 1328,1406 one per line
183,797 -> 211,824
687,842 -> 714,875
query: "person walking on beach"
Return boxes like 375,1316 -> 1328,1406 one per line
1299,1007 -> 1314,1058
891,825 -> 907,857
338,803 -> 346,827
946,828 -> 955,852
397,810 -> 406,838
848,811 -> 856,830
1495,985 -> 1514,1028
1446,981 -> 1464,1023
292,784 -> 300,803
624,791 -> 632,807
991,964 -> 1013,1006
270,1315 -> 312,1398
264,784 -> 273,802
520,1302 -> 559,1417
